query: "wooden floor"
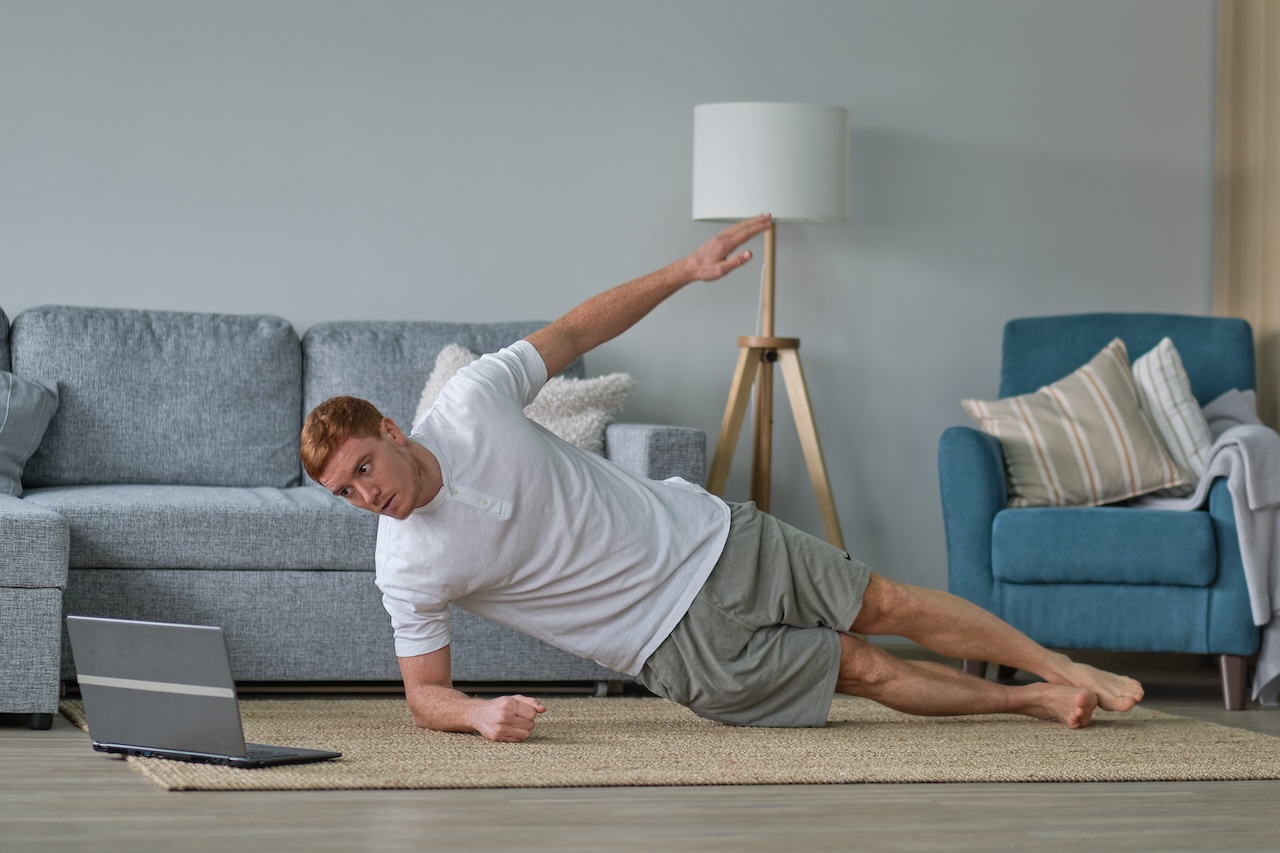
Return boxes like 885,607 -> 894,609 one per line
3,647 -> 1278,853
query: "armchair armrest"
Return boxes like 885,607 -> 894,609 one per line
1206,477 -> 1264,652
938,426 -> 1007,611
604,423 -> 706,485
0,494 -> 69,589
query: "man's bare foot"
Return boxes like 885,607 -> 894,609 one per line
1021,684 -> 1098,729
1054,660 -> 1144,712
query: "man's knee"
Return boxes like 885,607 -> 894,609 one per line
850,573 -> 926,635
835,633 -> 900,693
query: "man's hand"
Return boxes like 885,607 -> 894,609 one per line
682,213 -> 773,282
470,694 -> 547,742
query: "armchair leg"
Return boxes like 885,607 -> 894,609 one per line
28,713 -> 53,731
961,659 -> 988,678
1219,655 -> 1248,711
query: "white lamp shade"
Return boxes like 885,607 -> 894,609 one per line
692,102 -> 849,223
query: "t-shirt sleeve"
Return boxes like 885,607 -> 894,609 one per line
448,339 -> 548,408
380,590 -> 452,658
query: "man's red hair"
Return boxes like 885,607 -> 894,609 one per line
301,396 -> 385,482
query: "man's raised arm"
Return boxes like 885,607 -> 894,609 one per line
525,214 -> 772,378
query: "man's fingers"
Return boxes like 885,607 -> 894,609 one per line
484,696 -> 546,742
498,695 -> 545,726
475,695 -> 547,742
712,216 -> 770,255
486,722 -> 531,743
726,212 -> 772,237
510,694 -> 548,714
701,249 -> 754,281
729,213 -> 772,244
692,214 -> 770,281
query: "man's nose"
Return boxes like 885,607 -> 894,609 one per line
355,483 -> 379,508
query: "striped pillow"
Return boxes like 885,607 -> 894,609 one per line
962,338 -> 1187,508
1131,337 -> 1212,488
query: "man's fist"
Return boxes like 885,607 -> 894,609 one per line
472,694 -> 547,742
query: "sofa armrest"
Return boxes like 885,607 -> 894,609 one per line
604,423 -> 706,485
0,495 -> 69,589
938,426 -> 1007,611
0,494 -> 69,720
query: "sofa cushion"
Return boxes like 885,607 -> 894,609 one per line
23,485 -> 376,571
994,582 -> 1255,656
12,306 -> 302,488
302,320 -> 582,447
991,506 -> 1216,586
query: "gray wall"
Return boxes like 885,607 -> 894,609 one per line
0,0 -> 1216,591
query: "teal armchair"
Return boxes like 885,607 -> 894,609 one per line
939,313 -> 1260,709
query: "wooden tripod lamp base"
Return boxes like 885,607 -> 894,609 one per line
706,335 -> 845,550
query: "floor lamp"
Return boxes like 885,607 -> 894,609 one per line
693,102 -> 849,549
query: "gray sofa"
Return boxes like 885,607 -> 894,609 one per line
0,304 -> 705,729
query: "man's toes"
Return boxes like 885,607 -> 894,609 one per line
1071,691 -> 1097,729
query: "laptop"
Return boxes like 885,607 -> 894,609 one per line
65,615 -> 342,768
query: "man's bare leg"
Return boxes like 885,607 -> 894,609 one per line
836,634 -> 1098,728
850,574 -> 1144,712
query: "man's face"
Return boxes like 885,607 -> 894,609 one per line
318,420 -> 426,520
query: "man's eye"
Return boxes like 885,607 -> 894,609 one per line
359,464 -> 369,474
340,488 -> 350,497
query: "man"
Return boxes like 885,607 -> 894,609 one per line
302,214 -> 1144,742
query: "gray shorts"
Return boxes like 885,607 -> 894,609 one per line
638,502 -> 871,728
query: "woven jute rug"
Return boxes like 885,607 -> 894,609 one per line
60,696 -> 1280,791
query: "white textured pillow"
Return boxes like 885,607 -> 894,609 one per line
415,344 -> 477,426
414,344 -> 634,455
1131,337 -> 1212,487
962,338 -> 1187,508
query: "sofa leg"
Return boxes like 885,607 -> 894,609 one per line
1220,655 -> 1248,711
28,713 -> 53,731
961,659 -> 988,678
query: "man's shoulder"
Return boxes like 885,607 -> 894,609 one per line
453,339 -> 537,375
428,341 -> 546,417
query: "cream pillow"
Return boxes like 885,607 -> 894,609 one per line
962,338 -> 1187,508
414,344 -> 634,455
1131,337 -> 1212,488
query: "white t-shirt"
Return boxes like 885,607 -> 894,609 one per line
374,340 -> 731,676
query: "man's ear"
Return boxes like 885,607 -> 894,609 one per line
381,418 -> 406,444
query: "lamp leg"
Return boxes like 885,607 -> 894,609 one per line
776,348 -> 845,550
707,346 -> 763,496
752,356 -> 775,511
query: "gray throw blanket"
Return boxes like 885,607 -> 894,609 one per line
1137,389 -> 1280,705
